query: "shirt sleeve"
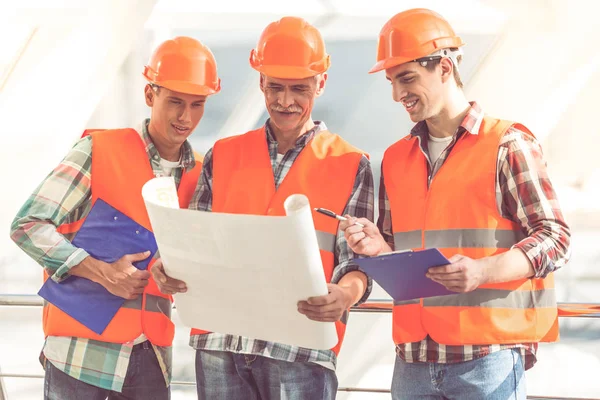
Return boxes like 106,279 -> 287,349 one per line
188,147 -> 213,212
497,127 -> 571,278
330,155 -> 375,305
10,136 -> 94,282
376,163 -> 395,249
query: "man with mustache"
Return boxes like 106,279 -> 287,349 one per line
10,37 -> 221,399
340,8 -> 571,399
152,16 -> 374,400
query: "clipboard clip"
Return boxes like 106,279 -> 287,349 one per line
377,248 -> 412,261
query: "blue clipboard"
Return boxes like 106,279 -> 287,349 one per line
38,198 -> 157,334
354,248 -> 454,301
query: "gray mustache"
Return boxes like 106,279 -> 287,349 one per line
271,106 -> 302,113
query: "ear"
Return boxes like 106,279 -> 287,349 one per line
440,58 -> 453,83
315,73 -> 327,97
144,84 -> 155,107
259,74 -> 266,93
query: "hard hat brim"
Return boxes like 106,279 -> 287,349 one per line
369,55 -> 418,74
253,65 -> 323,80
145,77 -> 221,96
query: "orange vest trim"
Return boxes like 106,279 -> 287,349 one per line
45,128 -> 202,346
383,117 -> 558,346
190,127 -> 366,355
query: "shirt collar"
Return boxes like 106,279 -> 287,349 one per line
265,119 -> 326,147
141,118 -> 196,171
409,101 -> 484,140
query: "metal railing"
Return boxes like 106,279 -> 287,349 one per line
1,294 -> 599,400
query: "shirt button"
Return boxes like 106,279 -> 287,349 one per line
154,155 -> 159,160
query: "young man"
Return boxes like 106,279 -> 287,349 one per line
152,17 -> 374,400
340,8 -> 571,399
10,37 -> 221,400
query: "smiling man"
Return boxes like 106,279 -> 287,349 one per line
339,8 -> 571,400
10,37 -> 220,400
152,16 -> 374,400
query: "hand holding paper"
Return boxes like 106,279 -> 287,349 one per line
151,258 -> 187,295
298,283 -> 353,322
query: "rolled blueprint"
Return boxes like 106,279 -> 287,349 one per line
142,177 -> 337,350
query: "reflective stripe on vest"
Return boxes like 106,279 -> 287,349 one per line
423,288 -> 556,308
122,294 -> 172,317
394,228 -> 526,250
316,230 -> 336,253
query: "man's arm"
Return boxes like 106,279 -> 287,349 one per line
427,127 -> 572,292
10,136 -> 151,299
340,166 -> 394,257
10,136 -> 94,281
298,155 -> 374,322
188,148 -> 213,212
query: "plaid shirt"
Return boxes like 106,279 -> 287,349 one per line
10,119 -> 197,391
188,120 -> 374,371
378,102 -> 571,370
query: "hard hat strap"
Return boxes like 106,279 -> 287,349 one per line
413,48 -> 462,72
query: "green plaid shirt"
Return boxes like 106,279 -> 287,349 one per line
10,119 -> 196,392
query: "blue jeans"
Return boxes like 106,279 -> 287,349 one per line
44,341 -> 170,400
195,349 -> 338,400
391,349 -> 526,400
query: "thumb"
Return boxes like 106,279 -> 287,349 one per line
338,216 -> 352,231
126,251 -> 151,262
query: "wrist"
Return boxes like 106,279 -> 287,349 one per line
338,271 -> 368,307
339,286 -> 355,309
70,256 -> 110,285
478,256 -> 495,285
375,236 -> 392,256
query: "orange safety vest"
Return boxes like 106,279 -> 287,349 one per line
382,117 -> 558,346
189,127 -> 366,355
44,128 -> 202,346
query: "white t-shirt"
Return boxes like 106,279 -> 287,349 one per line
428,134 -> 453,165
275,153 -> 285,168
159,158 -> 181,177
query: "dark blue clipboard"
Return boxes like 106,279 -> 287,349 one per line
38,198 -> 157,334
354,248 -> 455,301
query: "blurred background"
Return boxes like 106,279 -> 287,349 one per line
1,0 -> 599,398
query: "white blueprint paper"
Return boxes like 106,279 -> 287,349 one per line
142,177 -> 338,350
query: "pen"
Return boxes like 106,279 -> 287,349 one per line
314,208 -> 365,228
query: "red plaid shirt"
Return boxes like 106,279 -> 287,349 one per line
378,102 -> 571,370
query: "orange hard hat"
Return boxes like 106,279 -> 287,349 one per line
250,16 -> 330,79
143,36 -> 221,96
369,8 -> 464,74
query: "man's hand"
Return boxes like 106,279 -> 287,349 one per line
71,251 -> 152,300
297,283 -> 353,322
151,258 -> 187,295
339,215 -> 391,257
426,254 -> 488,293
